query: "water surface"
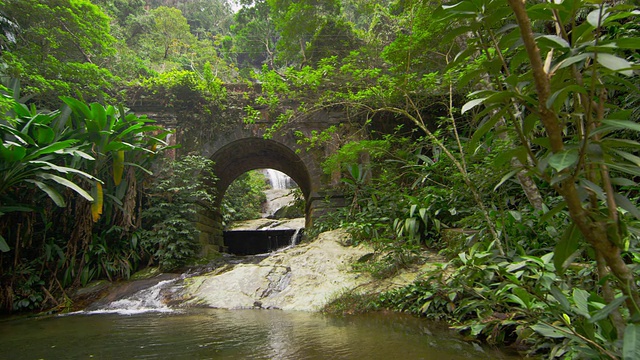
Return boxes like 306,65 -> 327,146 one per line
0,309 -> 519,359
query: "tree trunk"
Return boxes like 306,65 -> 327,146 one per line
507,0 -> 640,317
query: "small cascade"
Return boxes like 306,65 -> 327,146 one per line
265,169 -> 292,190
82,278 -> 180,315
289,228 -> 302,247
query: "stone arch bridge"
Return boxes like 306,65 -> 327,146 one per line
129,89 -> 358,253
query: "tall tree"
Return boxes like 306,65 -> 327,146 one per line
1,0 -> 118,106
267,0 -> 361,67
229,0 -> 278,70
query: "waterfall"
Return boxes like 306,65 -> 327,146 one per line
81,278 -> 180,315
265,169 -> 292,190
290,228 -> 302,247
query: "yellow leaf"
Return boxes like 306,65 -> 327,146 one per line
113,150 -> 124,186
91,182 -> 103,222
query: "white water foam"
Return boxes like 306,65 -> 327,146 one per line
265,169 -> 292,190
77,278 -> 181,316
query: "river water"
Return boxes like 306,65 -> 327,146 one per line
0,309 -> 519,359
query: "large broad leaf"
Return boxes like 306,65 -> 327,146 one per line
33,125 -> 55,145
90,102 -> 108,130
597,53 -> 633,77
0,123 -> 35,145
624,324 -> 640,360
588,296 -> 627,323
572,288 -> 591,318
24,139 -> 78,161
25,179 -> 66,207
60,96 -> 91,119
29,161 -> 100,181
0,142 -> 27,162
549,149 -> 579,171
35,173 -> 93,202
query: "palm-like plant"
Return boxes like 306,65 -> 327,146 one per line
0,92 -> 98,251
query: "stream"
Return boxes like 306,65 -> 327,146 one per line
0,309 -> 518,359
0,238 -> 522,359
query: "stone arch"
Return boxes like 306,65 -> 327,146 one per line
210,137 -> 312,211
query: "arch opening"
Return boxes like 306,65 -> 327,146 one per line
208,138 -> 312,254
210,138 -> 312,208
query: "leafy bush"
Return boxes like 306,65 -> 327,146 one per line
221,170 -> 267,224
135,65 -> 226,112
140,155 -> 217,271
378,239 -> 639,358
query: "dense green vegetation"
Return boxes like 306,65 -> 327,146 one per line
1,0 -> 639,358
221,170 -> 267,224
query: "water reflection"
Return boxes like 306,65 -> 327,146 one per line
0,309 -> 520,359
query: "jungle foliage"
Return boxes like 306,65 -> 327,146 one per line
221,170 -> 267,224
1,0 -> 639,358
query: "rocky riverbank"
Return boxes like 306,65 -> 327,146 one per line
179,228 -> 443,311
75,222 -> 444,313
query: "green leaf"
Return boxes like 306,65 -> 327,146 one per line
537,35 -> 570,49
623,324 -> 640,360
35,173 -> 93,202
580,179 -> 606,202
614,193 -> 640,220
494,169 -> 520,191
549,286 -> 571,312
597,53 -> 633,76
555,223 -> 582,275
586,8 -> 605,28
549,149 -> 578,171
0,235 -> 9,252
0,205 -> 34,213
33,126 -> 55,145
572,288 -> 590,318
557,53 -> 591,70
90,102 -> 108,130
602,119 -> 640,131
610,177 -> 637,187
614,38 -> 640,49
469,108 -> 505,150
532,323 -> 569,339
25,180 -> 66,207
123,162 -> 153,175
24,139 -> 78,161
61,96 -> 91,119
540,201 -> 567,224
546,85 -> 587,110
29,161 -> 101,181
0,142 -> 27,162
588,296 -> 627,323
608,163 -> 640,177
461,98 -> 486,114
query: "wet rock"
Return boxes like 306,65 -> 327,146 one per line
182,229 -> 374,311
